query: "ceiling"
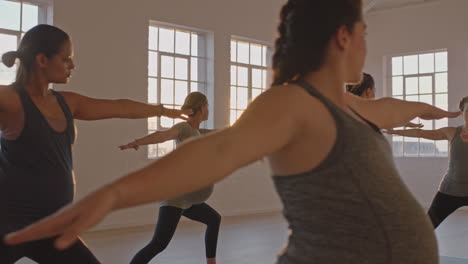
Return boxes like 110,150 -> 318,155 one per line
364,0 -> 444,13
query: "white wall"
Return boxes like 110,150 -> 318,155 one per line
365,0 -> 468,208
52,0 -> 285,230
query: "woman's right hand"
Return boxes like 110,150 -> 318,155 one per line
119,140 -> 140,150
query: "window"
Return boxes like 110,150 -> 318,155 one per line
230,38 -> 271,125
0,0 -> 51,85
389,51 -> 448,157
147,23 -> 210,158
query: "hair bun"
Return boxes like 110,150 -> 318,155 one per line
2,51 -> 19,68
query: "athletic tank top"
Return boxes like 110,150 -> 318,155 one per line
160,122 -> 214,209
439,126 -> 468,196
0,85 -> 75,235
272,81 -> 437,264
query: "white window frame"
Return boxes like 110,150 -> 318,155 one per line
147,21 -> 212,159
385,49 -> 449,158
230,36 -> 272,125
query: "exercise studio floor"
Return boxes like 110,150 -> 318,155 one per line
15,210 -> 468,264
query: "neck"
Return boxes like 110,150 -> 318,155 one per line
25,71 -> 50,97
301,64 -> 347,107
187,118 -> 202,129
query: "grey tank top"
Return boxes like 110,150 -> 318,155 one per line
160,122 -> 214,209
272,81 -> 437,264
439,126 -> 468,196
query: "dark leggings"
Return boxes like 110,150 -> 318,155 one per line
428,191 -> 468,229
0,236 -> 100,264
130,203 -> 221,264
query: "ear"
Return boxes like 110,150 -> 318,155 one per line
335,25 -> 352,50
35,53 -> 49,69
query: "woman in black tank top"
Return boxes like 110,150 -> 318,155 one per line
4,3 -> 461,264
0,25 -> 189,264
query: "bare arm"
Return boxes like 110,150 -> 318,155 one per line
404,122 -> 424,128
119,127 -> 180,150
349,95 -> 461,129
59,92 -> 191,121
4,86 -> 303,248
386,127 -> 456,141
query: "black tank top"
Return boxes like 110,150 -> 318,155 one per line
0,85 -> 75,235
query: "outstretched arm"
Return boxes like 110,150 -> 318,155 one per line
119,127 -> 180,150
4,86 -> 302,248
60,92 -> 191,121
386,127 -> 455,141
349,95 -> 461,129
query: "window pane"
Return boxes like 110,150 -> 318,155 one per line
420,139 -> 435,156
175,80 -> 188,105
392,76 -> 403,95
238,66 -> 248,87
404,55 -> 418,75
190,82 -> 204,93
419,94 -> 432,105
148,78 -> 158,104
148,117 -> 158,130
148,144 -> 158,159
435,94 -> 448,110
159,28 -> 175,53
230,110 -> 237,125
262,69 -> 268,89
175,57 -> 188,80
435,118 -> 448,129
237,87 -> 248,109
435,72 -> 448,93
161,79 -> 174,104
237,41 -> 249,64
237,110 -> 244,121
149,26 -> 158,50
252,68 -> 262,88
392,136 -> 404,156
393,96 -> 403,100
0,0 -> 20,31
404,137 -> 419,156
175,31 -> 190,55
252,88 -> 262,101
157,140 -> 175,155
405,77 -> 418,95
435,141 -> 448,156
161,56 -> 174,78
419,76 -> 432,94
196,59 -> 206,82
250,44 -> 262,66
230,86 -> 237,109
420,119 -> 433,130
230,41 -> 237,62
191,33 -> 198,56
148,51 -> 158,77
0,33 -> 18,85
262,46 -> 268,67
406,95 -> 418,102
435,52 -> 448,72
419,53 -> 434,74
230,65 -> 237,85
21,3 -> 38,32
392,56 -> 403,76
190,58 -> 198,81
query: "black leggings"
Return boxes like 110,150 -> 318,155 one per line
0,236 -> 100,264
428,191 -> 468,229
130,203 -> 221,264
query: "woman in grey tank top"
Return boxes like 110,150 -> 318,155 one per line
388,96 -> 468,228
120,92 -> 220,264
5,1 -> 461,263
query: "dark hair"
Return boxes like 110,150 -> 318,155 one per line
346,72 -> 375,96
459,96 -> 468,111
1,24 -> 70,87
272,0 -> 363,85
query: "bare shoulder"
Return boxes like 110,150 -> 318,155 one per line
0,85 -> 19,111
442,126 -> 457,140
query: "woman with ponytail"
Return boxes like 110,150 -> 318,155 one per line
0,24 -> 189,263
5,2 -> 460,263
120,92 -> 220,264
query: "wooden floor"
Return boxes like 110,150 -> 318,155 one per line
15,210 -> 468,263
